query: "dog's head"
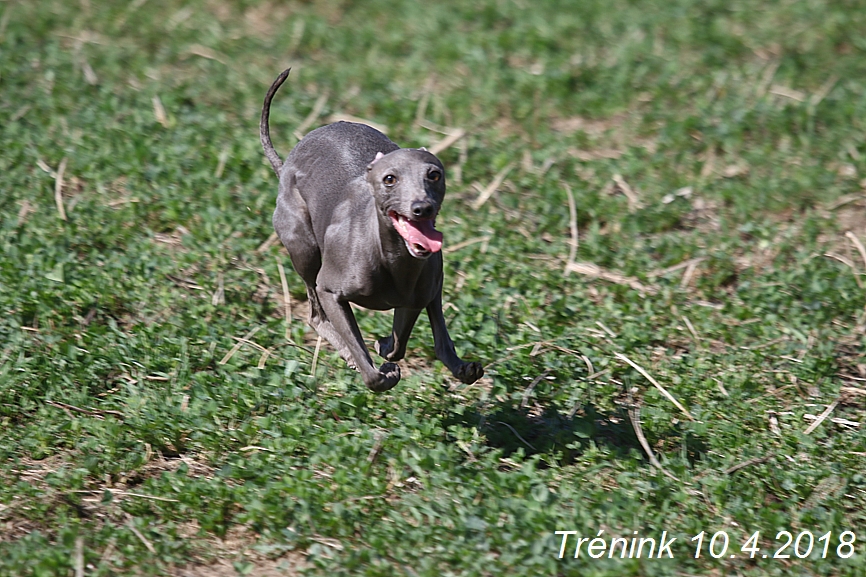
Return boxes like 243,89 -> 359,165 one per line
366,148 -> 446,259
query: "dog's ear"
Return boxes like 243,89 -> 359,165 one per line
367,151 -> 385,171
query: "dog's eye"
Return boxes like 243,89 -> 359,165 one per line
383,174 -> 397,186
428,170 -> 441,182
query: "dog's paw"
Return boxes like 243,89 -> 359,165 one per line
375,336 -> 406,361
364,362 -> 401,392
334,349 -> 359,371
374,336 -> 394,359
454,361 -> 484,384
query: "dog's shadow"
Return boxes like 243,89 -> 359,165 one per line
441,398 -> 707,468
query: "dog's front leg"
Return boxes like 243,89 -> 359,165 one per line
375,307 -> 422,362
426,292 -> 484,384
317,290 -> 402,391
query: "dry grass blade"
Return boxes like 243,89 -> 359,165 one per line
16,200 -> 33,226
565,261 -> 659,295
520,370 -> 550,409
11,104 -> 31,122
277,260 -> 293,340
54,157 -> 68,221
564,184 -> 578,273
615,352 -> 695,421
768,411 -> 781,436
74,536 -> 84,577
824,252 -> 864,288
455,137 -> 468,185
311,335 -> 322,378
472,163 -> 513,210
214,145 -> 229,178
680,259 -> 700,289
126,517 -> 156,554
612,174 -> 641,211
595,321 -> 617,339
257,348 -> 271,369
152,95 -> 168,127
825,192 -> 865,211
165,274 -> 204,291
256,232 -> 280,254
724,456 -> 771,475
682,315 -> 700,342
47,400 -> 125,421
218,325 -> 261,365
803,414 -> 860,428
0,4 -> 11,41
414,81 -> 432,127
755,59 -> 780,98
294,91 -> 329,138
211,272 -> 224,306
845,231 -> 866,270
82,59 -> 98,85
769,85 -> 805,101
803,398 -> 840,435
429,128 -> 466,155
36,157 -> 56,177
327,113 -> 386,135
231,335 -> 268,353
494,421 -> 536,451
287,18 -> 305,54
366,431 -> 387,468
646,257 -> 706,278
810,74 -> 839,107
98,539 -> 116,569
187,43 -> 226,64
123,492 -> 178,503
73,489 -> 180,503
443,235 -> 489,254
627,405 -> 680,481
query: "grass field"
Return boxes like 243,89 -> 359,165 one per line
2,0 -> 866,575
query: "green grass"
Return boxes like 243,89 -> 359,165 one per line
2,0 -> 866,575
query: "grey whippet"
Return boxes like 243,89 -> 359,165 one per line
260,69 -> 483,391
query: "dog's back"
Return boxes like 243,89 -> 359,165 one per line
288,122 -> 398,186
285,122 -> 398,235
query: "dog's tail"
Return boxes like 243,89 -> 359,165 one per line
260,68 -> 291,176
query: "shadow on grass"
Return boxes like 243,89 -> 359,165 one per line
444,401 -> 708,468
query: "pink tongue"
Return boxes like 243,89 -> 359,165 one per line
404,218 -> 443,253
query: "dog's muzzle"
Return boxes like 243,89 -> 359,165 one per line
389,211 -> 443,259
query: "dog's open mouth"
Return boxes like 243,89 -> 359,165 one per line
389,211 -> 443,259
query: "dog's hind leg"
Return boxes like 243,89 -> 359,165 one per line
317,290 -> 401,391
305,289 -> 361,370
275,172 -> 357,367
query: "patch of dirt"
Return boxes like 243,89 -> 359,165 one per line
206,0 -> 296,38
152,226 -> 191,250
2,453 -> 309,575
552,114 -> 626,136
555,111 -> 658,160
174,554 -> 307,577
174,523 -> 309,577
829,196 -> 866,234
817,196 -> 866,278
0,452 -> 218,542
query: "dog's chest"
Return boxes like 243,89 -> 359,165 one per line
319,255 -> 439,311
